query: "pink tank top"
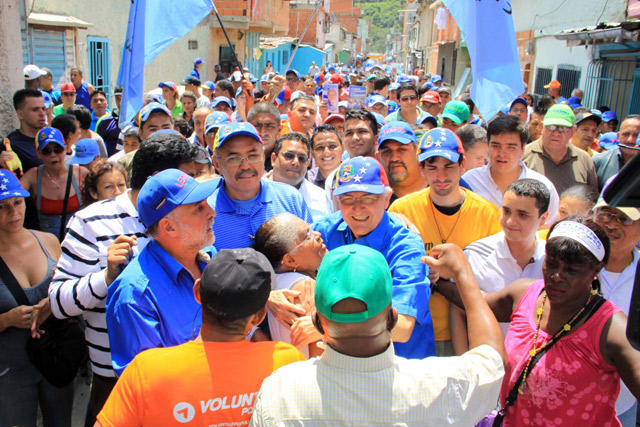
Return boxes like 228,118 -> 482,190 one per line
501,280 -> 622,427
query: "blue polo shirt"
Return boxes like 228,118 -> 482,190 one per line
208,178 -> 313,250
106,240 -> 216,376
312,211 -> 435,359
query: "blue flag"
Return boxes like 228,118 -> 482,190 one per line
117,0 -> 214,127
442,0 -> 523,121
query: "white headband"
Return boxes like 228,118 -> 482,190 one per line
548,221 -> 605,262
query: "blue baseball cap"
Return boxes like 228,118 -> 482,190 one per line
396,75 -> 412,84
602,111 -> 618,122
417,114 -> 438,128
70,139 -> 100,165
205,112 -> 230,135
387,100 -> 400,114
260,74 -> 270,83
389,82 -> 400,91
556,96 -> 567,104
598,132 -> 619,150
137,102 -> 171,126
215,123 -> 262,152
286,69 -> 301,80
137,169 -> 218,228
366,95 -> 387,108
567,96 -> 581,109
591,109 -> 603,117
276,87 -> 292,106
421,81 -> 434,91
158,81 -> 177,91
378,122 -> 416,147
510,97 -> 528,109
203,81 -> 215,91
328,65 -> 336,72
314,73 -> 324,84
0,169 -> 30,201
334,156 -> 390,196
211,96 -> 233,109
36,127 -> 65,150
418,128 -> 465,163
431,75 -> 442,83
248,74 -> 257,83
194,58 -> 205,65
371,112 -> 386,127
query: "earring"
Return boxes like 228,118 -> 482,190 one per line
293,266 -> 297,272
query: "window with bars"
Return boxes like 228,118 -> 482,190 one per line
534,67 -> 552,96
557,65 -> 581,98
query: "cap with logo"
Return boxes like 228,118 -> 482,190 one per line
158,81 -> 177,91
543,104 -> 575,127
421,91 -> 441,104
202,81 -> 215,91
418,128 -> 465,163
0,169 -> 30,202
211,96 -> 233,109
194,145 -> 212,165
544,80 -> 561,89
431,75 -> 443,83
575,111 -> 602,126
137,169 -> 218,228
387,100 -> 400,114
366,95 -> 387,108
60,82 -> 76,93
602,111 -> 618,123
70,139 -> 100,165
334,156 -> 389,196
36,127 -> 65,150
315,244 -> 392,323
598,132 -> 619,150
137,102 -> 172,126
396,75 -> 412,84
567,96 -> 582,109
200,248 -> 276,321
441,100 -> 470,124
378,122 -> 416,147
23,64 -> 47,81
215,123 -> 263,152
389,82 -> 400,91
205,112 -> 230,135
286,69 -> 301,80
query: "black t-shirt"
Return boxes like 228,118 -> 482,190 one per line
5,130 -> 42,173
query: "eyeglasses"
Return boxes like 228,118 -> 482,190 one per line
545,125 -> 571,134
290,227 -> 314,252
280,151 -> 309,163
252,122 -> 277,131
313,144 -> 340,152
338,194 -> 380,206
62,92 -> 75,96
595,208 -> 635,226
400,95 -> 417,102
219,153 -> 262,167
286,77 -> 299,82
40,145 -> 65,155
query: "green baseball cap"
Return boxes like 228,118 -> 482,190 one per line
315,245 -> 392,323
543,104 -> 575,127
441,100 -> 470,124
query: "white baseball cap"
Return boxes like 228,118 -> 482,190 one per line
23,64 -> 47,80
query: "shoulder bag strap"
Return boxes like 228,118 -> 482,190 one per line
0,256 -> 30,306
58,166 -> 74,241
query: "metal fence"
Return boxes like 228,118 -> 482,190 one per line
584,59 -> 635,120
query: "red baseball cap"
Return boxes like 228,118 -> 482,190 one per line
329,73 -> 344,85
60,82 -> 76,93
421,90 -> 441,104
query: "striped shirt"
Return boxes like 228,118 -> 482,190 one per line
208,178 -> 313,250
49,190 -> 149,378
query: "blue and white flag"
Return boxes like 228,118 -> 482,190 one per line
442,0 -> 523,121
117,0 -> 214,127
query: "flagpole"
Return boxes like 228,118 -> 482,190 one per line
285,0 -> 322,71
211,2 -> 243,71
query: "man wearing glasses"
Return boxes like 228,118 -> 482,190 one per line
593,197 -> 640,425
209,123 -> 312,251
53,83 -> 76,116
267,133 -> 330,221
312,156 -> 435,360
592,114 -> 640,190
248,102 -> 282,171
522,104 -> 598,194
385,83 -> 430,126
285,69 -> 302,93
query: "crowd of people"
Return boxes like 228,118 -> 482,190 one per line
0,58 -> 640,426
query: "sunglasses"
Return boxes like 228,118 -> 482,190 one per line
40,145 -> 65,155
400,95 -> 417,102
281,151 -> 308,163
62,92 -> 75,96
286,77 -> 300,82
545,125 -> 571,134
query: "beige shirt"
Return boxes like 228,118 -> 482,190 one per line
250,344 -> 504,426
522,138 -> 598,195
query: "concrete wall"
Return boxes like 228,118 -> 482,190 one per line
0,0 -> 23,137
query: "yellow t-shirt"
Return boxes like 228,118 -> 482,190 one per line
97,340 -> 305,426
389,188 -> 502,341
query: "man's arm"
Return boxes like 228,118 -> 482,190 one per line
423,244 -> 506,365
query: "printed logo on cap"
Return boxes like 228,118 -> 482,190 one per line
339,164 -> 355,183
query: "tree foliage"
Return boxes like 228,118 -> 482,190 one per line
356,0 -> 404,53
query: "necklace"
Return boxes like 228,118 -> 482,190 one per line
518,289 -> 597,394
429,201 -> 463,244
45,169 -> 62,189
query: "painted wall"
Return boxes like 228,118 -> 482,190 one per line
0,0 -> 23,136
260,43 -> 294,75
289,46 -> 324,76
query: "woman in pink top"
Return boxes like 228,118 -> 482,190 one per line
484,217 -> 640,426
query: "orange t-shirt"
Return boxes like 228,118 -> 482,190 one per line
97,340 -> 305,427
389,188 -> 502,341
